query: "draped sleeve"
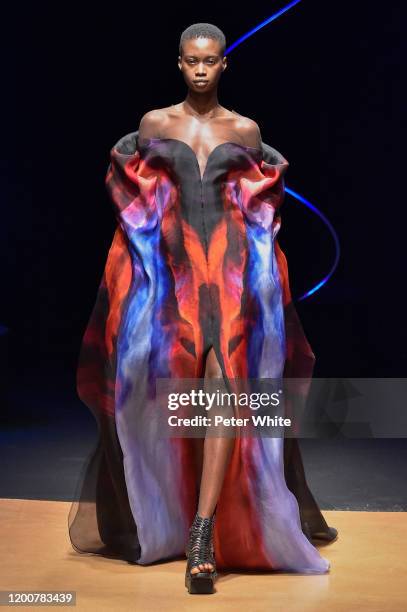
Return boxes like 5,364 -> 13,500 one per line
224,139 -> 316,430
76,132 -> 179,418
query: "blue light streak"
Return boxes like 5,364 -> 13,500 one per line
225,0 -> 303,55
285,187 -> 341,300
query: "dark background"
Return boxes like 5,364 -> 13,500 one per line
0,1 -> 405,505
2,0 -> 405,379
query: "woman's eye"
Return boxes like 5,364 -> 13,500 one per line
187,59 -> 215,65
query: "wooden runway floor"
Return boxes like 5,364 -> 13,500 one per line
0,499 -> 406,611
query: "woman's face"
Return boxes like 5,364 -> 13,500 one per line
178,37 -> 227,93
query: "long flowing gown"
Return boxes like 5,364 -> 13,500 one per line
68,130 -> 330,573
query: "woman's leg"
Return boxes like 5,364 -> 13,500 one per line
190,346 -> 235,574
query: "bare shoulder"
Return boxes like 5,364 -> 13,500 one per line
138,107 -> 172,139
231,110 -> 262,149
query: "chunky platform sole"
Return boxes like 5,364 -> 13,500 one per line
185,571 -> 217,594
303,521 -> 338,544
312,527 -> 338,543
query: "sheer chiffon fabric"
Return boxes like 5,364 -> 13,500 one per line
68,131 -> 330,573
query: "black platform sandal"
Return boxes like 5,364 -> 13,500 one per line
185,512 -> 217,594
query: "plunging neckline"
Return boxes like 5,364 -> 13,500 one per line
137,136 -> 263,182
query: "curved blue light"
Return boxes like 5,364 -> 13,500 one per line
226,0 -> 341,299
225,0 -> 303,55
285,187 -> 341,300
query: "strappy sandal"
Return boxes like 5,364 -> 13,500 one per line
185,512 -> 217,594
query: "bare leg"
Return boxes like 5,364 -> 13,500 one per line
190,346 -> 235,574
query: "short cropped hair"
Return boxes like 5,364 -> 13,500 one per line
179,23 -> 226,57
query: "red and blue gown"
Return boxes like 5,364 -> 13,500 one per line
68,130 -> 331,573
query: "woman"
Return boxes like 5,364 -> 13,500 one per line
68,22 -> 336,595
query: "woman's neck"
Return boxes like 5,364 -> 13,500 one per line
182,93 -> 222,119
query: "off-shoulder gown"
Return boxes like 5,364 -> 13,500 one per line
68,130 -> 331,573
